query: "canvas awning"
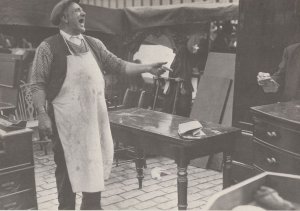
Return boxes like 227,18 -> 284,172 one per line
0,0 -> 125,35
0,1 -> 238,35
125,3 -> 238,31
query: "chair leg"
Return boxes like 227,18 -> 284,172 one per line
143,158 -> 147,169
43,143 -> 48,155
115,140 -> 120,167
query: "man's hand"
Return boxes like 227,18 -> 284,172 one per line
148,62 -> 167,76
257,72 -> 279,93
37,112 -> 53,138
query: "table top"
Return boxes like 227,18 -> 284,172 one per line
109,108 -> 240,145
251,100 -> 300,126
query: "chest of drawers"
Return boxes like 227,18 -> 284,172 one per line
251,101 -> 300,175
0,128 -> 37,209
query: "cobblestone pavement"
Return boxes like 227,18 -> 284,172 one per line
34,146 -> 222,210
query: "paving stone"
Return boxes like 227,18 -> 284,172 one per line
134,200 -> 157,210
38,188 -> 58,196
197,182 -> 216,190
210,178 -> 223,185
101,195 -> 124,206
199,189 -> 217,197
161,185 -> 178,193
157,199 -> 178,210
188,192 -> 206,201
102,187 -> 126,197
164,192 -> 178,200
122,183 -> 139,191
105,182 -> 125,190
115,198 -> 140,209
188,199 -> 207,209
41,182 -> 57,190
160,173 -> 177,181
152,196 -> 170,203
37,193 -> 57,203
103,204 -> 120,210
159,179 -> 176,187
34,146 -> 224,211
119,189 -> 145,199
142,184 -> 164,192
142,178 -> 160,187
136,190 -> 165,201
122,177 -> 138,185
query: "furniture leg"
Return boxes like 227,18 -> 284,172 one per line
135,146 -> 144,189
176,148 -> 189,210
223,151 -> 232,189
177,165 -> 188,210
152,77 -> 159,110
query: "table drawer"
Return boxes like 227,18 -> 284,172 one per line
0,189 -> 37,210
253,117 -> 300,154
253,140 -> 300,175
0,167 -> 35,197
0,132 -> 33,171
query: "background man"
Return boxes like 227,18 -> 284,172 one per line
257,43 -> 300,101
31,0 -> 165,209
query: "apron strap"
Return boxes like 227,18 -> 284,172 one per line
61,36 -> 89,56
61,36 -> 74,56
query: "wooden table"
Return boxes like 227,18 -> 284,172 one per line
109,108 -> 241,210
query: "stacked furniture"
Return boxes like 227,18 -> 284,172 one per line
0,127 -> 37,209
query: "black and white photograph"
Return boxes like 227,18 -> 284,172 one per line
0,0 -> 300,210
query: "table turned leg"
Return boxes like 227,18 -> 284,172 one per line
177,165 -> 188,210
223,151 -> 232,189
135,146 -> 144,189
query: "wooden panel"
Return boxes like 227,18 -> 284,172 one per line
190,75 -> 232,124
203,52 -> 236,126
190,75 -> 232,170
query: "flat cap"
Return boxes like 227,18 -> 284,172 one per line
50,0 -> 80,26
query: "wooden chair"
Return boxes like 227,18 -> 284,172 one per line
15,83 -> 51,155
113,88 -> 150,167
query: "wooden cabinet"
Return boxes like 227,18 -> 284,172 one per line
0,128 -> 37,210
251,101 -> 300,176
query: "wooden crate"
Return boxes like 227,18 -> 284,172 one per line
205,172 -> 300,210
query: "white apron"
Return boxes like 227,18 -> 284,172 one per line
52,38 -> 114,192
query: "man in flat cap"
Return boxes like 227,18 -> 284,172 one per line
31,0 -> 165,209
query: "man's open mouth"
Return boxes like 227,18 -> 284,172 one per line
79,18 -> 85,24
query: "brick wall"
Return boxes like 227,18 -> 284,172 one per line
80,0 -> 238,8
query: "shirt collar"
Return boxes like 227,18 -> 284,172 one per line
60,30 -> 84,42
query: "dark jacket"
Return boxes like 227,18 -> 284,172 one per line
272,43 -> 300,101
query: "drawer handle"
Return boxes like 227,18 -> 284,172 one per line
267,131 -> 277,138
267,157 -> 277,165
